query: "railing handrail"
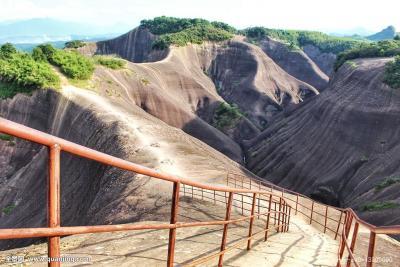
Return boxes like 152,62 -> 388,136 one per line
228,172 -> 346,211
228,172 -> 400,234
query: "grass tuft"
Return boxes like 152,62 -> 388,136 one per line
375,176 -> 400,191
361,201 -> 399,211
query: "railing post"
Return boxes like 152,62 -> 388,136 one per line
337,212 -> 348,266
247,193 -> 257,250
285,204 -> 289,232
241,194 -> 244,215
295,194 -> 299,215
167,182 -> 180,267
265,194 -> 273,241
310,201 -> 314,224
346,222 -> 359,267
48,144 -> 61,267
324,206 -> 328,233
338,212 -> 353,264
274,202 -> 277,225
214,190 -> 216,204
366,231 -> 376,267
277,198 -> 282,232
218,192 -> 233,267
335,211 -> 344,240
257,196 -> 260,219
282,203 -> 286,232
345,213 -> 353,239
287,206 -> 291,231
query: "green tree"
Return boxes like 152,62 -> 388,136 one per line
65,40 -> 86,49
0,43 -> 17,58
36,44 -> 56,60
32,47 -> 47,61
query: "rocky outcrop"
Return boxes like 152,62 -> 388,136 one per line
303,45 -> 336,77
246,58 -> 400,227
92,27 -> 168,63
200,40 -> 319,129
257,37 -> 329,90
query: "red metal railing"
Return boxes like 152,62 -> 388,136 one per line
227,173 -> 400,267
336,209 -> 400,267
0,118 -> 291,267
227,173 -> 346,238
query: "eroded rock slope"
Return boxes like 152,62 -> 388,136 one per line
246,58 -> 400,226
257,37 -> 329,90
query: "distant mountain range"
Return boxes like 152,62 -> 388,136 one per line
0,18 -> 398,51
366,25 -> 397,41
331,25 -> 398,41
0,18 -> 130,45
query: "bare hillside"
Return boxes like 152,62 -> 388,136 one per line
246,58 -> 400,227
257,37 -> 329,90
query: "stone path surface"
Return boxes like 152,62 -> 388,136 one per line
0,198 -> 339,266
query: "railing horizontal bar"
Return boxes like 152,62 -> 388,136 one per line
229,172 -> 347,211
0,208 -> 288,240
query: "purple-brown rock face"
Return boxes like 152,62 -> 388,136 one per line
246,58 -> 400,227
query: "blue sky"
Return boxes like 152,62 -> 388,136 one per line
1,0 -> 399,33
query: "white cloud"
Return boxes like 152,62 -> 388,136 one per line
0,0 -> 398,32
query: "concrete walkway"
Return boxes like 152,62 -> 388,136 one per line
0,198 -> 338,266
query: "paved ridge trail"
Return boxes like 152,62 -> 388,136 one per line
0,187 -> 338,266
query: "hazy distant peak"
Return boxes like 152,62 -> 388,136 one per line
367,25 -> 396,41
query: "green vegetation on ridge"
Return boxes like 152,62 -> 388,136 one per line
0,133 -> 14,141
335,40 -> 400,69
140,16 -> 235,49
65,40 -> 86,49
362,201 -> 400,211
2,204 -> 16,215
243,27 -> 365,54
212,102 -> 243,130
94,56 -> 126,70
375,176 -> 400,191
34,44 -> 94,80
0,43 -> 60,98
383,56 -> 400,89
0,43 -> 98,99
